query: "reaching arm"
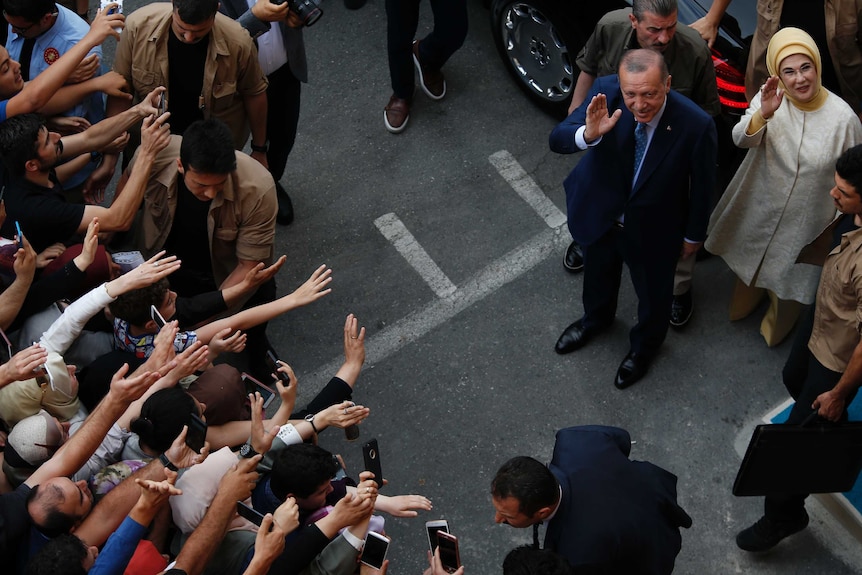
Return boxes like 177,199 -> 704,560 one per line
38,72 -> 131,117
195,265 -> 332,343
78,108 -> 171,233
689,0 -> 733,48
221,256 -> 286,308
4,7 -> 125,118
0,239 -> 37,329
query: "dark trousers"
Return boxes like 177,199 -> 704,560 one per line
385,0 -> 468,100
765,304 -> 851,521
581,225 -> 677,356
265,63 -> 302,183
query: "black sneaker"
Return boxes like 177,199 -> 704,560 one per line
736,512 -> 809,552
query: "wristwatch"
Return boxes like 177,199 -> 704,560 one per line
304,413 -> 320,434
239,442 -> 258,459
159,453 -> 178,472
250,141 -> 269,154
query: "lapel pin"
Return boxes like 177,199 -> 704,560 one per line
666,125 -> 672,131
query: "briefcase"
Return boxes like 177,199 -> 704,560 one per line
733,421 -> 862,496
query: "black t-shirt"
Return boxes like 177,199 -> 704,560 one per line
167,31 -> 208,136
0,483 -> 32,571
0,174 -> 85,253
163,178 -> 215,295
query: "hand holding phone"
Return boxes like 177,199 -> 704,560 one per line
236,501 -> 275,532
241,372 -> 276,409
185,413 -> 207,453
265,349 -> 291,385
14,221 -> 23,249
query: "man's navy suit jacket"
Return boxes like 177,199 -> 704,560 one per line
549,75 -> 716,252
544,426 -> 693,575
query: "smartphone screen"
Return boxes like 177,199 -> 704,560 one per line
241,373 -> 276,409
426,520 -> 449,553
437,532 -> 461,573
150,304 -> 166,329
362,438 -> 383,488
265,349 -> 290,384
360,532 -> 390,569
236,501 -> 265,527
185,413 -> 207,453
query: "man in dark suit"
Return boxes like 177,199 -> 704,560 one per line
550,49 -> 716,389
219,0 -> 307,226
491,425 -> 692,575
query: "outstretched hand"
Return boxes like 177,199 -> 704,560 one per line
583,93 -> 622,143
759,76 -> 784,120
289,264 -> 333,306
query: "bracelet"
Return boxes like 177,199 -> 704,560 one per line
305,413 -> 319,434
159,453 -> 179,472
250,141 -> 268,154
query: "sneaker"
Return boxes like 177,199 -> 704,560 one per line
736,512 -> 809,552
412,40 -> 446,100
384,95 -> 410,134
669,290 -> 693,328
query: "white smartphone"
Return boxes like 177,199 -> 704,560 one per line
360,531 -> 390,570
99,0 -> 123,33
425,519 -> 449,553
150,304 -> 167,329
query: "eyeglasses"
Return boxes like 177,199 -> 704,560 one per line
2,10 -> 55,34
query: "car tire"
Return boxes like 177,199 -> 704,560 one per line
490,0 -> 580,116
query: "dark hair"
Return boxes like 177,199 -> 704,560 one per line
503,546 -> 574,575
131,388 -> 197,453
180,119 -> 237,175
835,144 -> 862,196
270,443 -> 337,501
3,0 -> 56,23
172,0 -> 219,25
0,114 -> 45,178
632,0 -> 677,20
26,484 -> 79,538
25,533 -> 88,575
491,457 -> 559,517
109,278 -> 170,327
620,48 -> 669,82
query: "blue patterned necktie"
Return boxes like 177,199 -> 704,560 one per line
634,122 -> 647,173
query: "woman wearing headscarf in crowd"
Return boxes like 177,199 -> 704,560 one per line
706,27 -> 862,346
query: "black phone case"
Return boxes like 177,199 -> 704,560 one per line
362,438 -> 383,487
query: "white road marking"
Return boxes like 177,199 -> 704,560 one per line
303,225 -> 570,388
374,213 -> 457,299
489,150 -> 567,229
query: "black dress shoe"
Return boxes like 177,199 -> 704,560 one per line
669,290 -> 693,328
564,241 -> 584,273
614,351 -> 652,389
275,182 -> 294,226
555,319 -> 592,354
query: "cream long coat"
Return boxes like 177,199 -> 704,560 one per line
706,90 -> 862,303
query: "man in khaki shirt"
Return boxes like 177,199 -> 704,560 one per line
736,144 -> 862,553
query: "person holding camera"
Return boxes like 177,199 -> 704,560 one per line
219,0 -> 320,227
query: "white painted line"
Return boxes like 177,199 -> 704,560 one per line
374,213 -> 457,299
489,150 -> 567,229
301,225 -> 571,390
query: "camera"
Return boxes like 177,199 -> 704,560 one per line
272,0 -> 323,27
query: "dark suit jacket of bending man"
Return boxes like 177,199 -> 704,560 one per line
549,74 -> 717,355
545,426 -> 693,574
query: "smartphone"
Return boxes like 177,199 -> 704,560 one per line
236,501 -> 266,527
360,531 -> 390,569
14,221 -> 23,249
426,520 -> 449,554
436,532 -> 461,573
157,92 -> 166,116
362,438 -> 383,488
264,349 -> 290,385
100,0 -> 123,15
241,372 -> 276,409
33,363 -> 53,388
150,304 -> 166,329
185,413 -> 207,453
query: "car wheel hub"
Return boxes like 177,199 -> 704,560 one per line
501,3 -> 573,102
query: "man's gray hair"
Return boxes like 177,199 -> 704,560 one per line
620,49 -> 670,81
632,0 -> 677,20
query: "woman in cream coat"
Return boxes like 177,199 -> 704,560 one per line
706,27 -> 862,346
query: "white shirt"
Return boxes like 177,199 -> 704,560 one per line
245,0 -> 288,75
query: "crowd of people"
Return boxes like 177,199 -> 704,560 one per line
0,0 -> 859,573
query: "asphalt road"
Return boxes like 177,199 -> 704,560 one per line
108,1 -> 861,573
